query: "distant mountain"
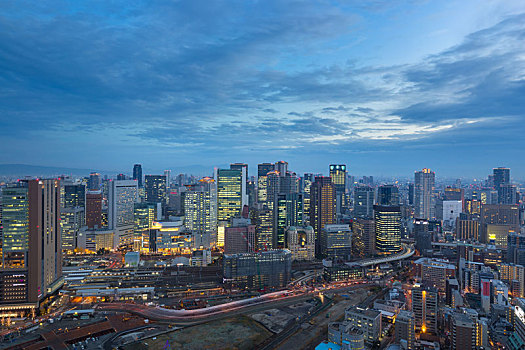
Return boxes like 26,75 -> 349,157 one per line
0,164 -> 109,177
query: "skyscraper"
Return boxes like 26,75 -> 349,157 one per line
163,169 -> 171,191
133,164 -> 143,187
374,205 -> 401,255
353,185 -> 374,218
0,179 -> 63,316
88,172 -> 101,190
493,167 -> 510,190
257,163 -> 275,204
330,164 -> 347,214
184,177 -> 218,247
414,168 -> 435,219
215,168 -> 247,225
144,175 -> 167,205
377,184 -> 400,206
310,176 -> 336,255
395,311 -> 415,350
108,180 -> 138,249
133,202 -> 158,252
86,190 -> 103,229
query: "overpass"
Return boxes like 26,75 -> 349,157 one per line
357,243 -> 415,267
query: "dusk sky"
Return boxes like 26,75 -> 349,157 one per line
1,1 -> 525,178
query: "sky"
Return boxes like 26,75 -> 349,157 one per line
1,0 -> 525,179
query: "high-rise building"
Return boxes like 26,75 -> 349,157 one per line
352,218 -> 375,257
451,312 -> 477,350
184,177 -> 217,247
395,310 -> 415,350
508,233 -> 525,266
144,175 -> 167,205
414,218 -> 432,255
133,164 -> 143,187
257,163 -> 274,204
353,185 -> 374,218
223,250 -> 292,289
330,164 -> 347,214
274,192 -> 303,248
310,177 -> 336,255
224,221 -> 256,254
255,207 -> 273,251
499,183 -> 519,204
86,190 -> 103,229
215,168 -> 247,225
412,285 -> 438,334
133,202 -> 158,252
108,180 -> 138,248
374,205 -> 401,255
344,307 -> 382,344
377,185 -> 400,206
455,214 -> 479,241
414,168 -> 435,219
480,204 -> 520,243
61,207 -> 84,252
0,179 -> 63,316
286,226 -> 315,261
493,167 -> 510,190
163,169 -> 171,191
88,172 -> 101,190
321,224 -> 352,260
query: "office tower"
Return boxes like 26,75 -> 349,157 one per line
88,172 -> 101,190
215,168 -> 247,225
377,185 -> 400,206
456,214 -> 480,241
108,180 -> 138,249
144,175 -> 167,205
414,168 -> 435,219
61,207 -> 84,252
62,182 -> 86,208
412,285 -> 438,334
464,199 -> 481,215
163,170 -> 171,191
116,173 -> 127,180
353,218 -> 375,257
274,160 -> 287,174
408,183 -> 415,206
286,226 -> 315,260
310,177 -> 336,254
444,186 -> 464,202
183,177 -> 217,247
224,221 -> 256,254
353,185 -> 374,218
493,167 -> 510,190
414,219 -> 432,255
321,224 -> 352,260
133,164 -> 143,187
442,200 -> 462,228
507,233 -> 525,266
330,164 -> 347,214
255,207 -> 273,250
451,313 -> 476,350
133,202 -> 158,252
480,204 -> 520,243
374,205 -> 401,255
0,179 -> 63,316
274,192 -> 303,248
499,263 -> 525,297
223,250 -> 292,289
257,163 -> 274,204
499,183 -> 519,204
395,311 -> 415,350
86,190 -> 103,229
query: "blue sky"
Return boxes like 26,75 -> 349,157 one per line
1,0 -> 525,179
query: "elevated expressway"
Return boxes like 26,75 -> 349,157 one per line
356,243 -> 415,267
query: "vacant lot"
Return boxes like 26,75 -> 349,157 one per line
123,316 -> 272,350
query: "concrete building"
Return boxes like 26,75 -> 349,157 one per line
0,179 -> 63,317
223,249 -> 292,289
412,285 -> 438,334
344,306 -> 382,344
352,218 -> 375,258
321,224 -> 352,260
86,190 -> 103,229
374,205 -> 401,255
310,177 -> 336,255
413,258 -> 456,292
184,177 -> 217,247
394,310 -> 415,350
442,200 -> 462,228
451,312 -> 477,350
286,226 -> 315,261
414,168 -> 435,219
224,222 -> 256,254
353,185 -> 374,218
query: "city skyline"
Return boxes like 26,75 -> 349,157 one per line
1,1 -> 525,177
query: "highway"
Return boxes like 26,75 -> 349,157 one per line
358,243 -> 415,267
